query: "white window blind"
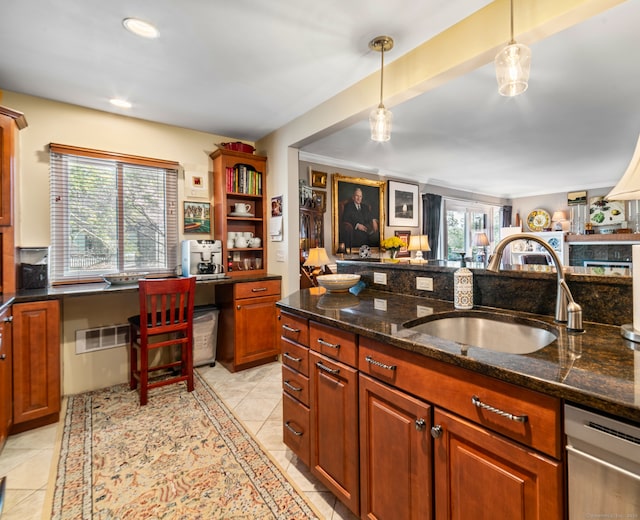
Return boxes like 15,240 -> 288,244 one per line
49,144 -> 179,284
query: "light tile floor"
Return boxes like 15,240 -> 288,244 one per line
0,361 -> 358,520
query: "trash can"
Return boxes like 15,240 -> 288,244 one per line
193,305 -> 219,367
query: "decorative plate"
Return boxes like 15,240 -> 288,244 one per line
547,237 -> 560,251
526,209 -> 551,232
359,245 -> 371,258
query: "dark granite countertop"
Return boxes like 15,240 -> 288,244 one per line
277,288 -> 640,425
12,274 -> 282,303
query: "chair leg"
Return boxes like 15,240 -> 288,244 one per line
186,340 -> 194,393
139,342 -> 149,406
129,328 -> 137,390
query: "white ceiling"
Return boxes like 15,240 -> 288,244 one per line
1,1 -> 638,199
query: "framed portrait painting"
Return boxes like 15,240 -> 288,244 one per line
183,201 -> 211,233
309,168 -> 328,189
388,180 -> 419,227
332,174 -> 385,254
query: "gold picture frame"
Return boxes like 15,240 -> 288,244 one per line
332,174 -> 385,254
310,169 -> 328,188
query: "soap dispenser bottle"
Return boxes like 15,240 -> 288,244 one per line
454,265 -> 474,310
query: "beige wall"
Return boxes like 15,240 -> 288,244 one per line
3,91 -> 235,394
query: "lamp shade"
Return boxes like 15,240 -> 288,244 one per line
495,43 -> 531,97
472,232 -> 490,247
370,105 -> 392,142
303,247 -> 330,267
408,235 -> 431,251
607,134 -> 640,200
552,211 -> 567,222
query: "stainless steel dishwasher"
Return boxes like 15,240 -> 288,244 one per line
565,404 -> 640,519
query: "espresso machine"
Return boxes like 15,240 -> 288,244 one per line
181,240 -> 225,280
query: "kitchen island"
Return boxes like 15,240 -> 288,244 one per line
276,286 -> 638,519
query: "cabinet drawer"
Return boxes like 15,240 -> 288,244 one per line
283,392 -> 310,466
310,321 -> 357,368
235,280 -> 281,299
281,337 -> 309,376
359,337 -> 561,459
279,311 -> 309,346
282,364 -> 309,406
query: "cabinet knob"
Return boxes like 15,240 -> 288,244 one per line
236,305 -> 241,310
415,418 -> 426,431
430,425 -> 443,439
0,353 -> 5,361
3,316 -> 12,323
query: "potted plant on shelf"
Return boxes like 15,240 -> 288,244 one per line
380,236 -> 404,262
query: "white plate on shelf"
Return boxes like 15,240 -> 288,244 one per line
228,211 -> 255,217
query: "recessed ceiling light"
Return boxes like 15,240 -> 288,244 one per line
109,98 -> 132,109
122,18 -> 159,39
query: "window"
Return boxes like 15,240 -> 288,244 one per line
444,198 -> 503,261
50,144 -> 179,284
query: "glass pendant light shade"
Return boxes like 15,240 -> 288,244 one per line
495,42 -> 531,97
370,104 -> 393,142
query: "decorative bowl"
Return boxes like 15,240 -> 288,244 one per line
103,273 -> 146,285
316,274 -> 361,293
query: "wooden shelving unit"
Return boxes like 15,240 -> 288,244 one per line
565,233 -> 640,243
210,148 -> 268,276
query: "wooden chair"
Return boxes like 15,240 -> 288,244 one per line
128,277 -> 196,405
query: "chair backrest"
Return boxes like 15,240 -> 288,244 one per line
521,254 -> 550,265
138,277 -> 196,335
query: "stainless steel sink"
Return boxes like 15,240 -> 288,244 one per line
403,311 -> 558,354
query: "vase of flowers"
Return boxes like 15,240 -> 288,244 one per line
380,236 -> 404,261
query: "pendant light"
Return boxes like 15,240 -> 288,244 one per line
369,36 -> 394,142
494,0 -> 531,97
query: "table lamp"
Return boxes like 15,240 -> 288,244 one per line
606,133 -> 640,344
303,247 -> 331,279
408,235 -> 430,263
473,232 -> 490,266
552,211 -> 567,231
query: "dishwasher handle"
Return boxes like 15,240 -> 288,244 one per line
566,445 -> 640,483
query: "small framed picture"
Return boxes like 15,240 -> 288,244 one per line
313,190 -> 326,212
388,180 -> 419,227
394,230 -> 411,257
568,190 -> 587,205
310,169 -> 328,189
183,201 -> 211,233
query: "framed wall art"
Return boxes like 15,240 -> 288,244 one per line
185,171 -> 209,199
568,190 -> 587,205
183,201 -> 211,233
394,230 -> 411,257
388,180 -> 419,227
309,169 -> 328,189
332,174 -> 385,254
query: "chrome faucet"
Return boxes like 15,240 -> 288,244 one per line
486,233 -> 584,332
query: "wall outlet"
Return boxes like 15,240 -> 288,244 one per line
374,298 -> 387,311
373,272 -> 387,285
416,277 -> 433,291
276,249 -> 285,262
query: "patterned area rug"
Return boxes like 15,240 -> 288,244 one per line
50,372 -> 319,519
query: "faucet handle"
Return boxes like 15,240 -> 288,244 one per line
567,302 -> 584,333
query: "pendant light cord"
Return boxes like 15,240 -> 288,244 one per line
379,44 -> 385,107
509,0 -> 515,44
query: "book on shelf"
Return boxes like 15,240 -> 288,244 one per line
225,164 -> 262,195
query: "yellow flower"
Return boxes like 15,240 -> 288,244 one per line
380,236 -> 404,250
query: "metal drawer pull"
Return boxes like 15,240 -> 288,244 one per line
283,380 -> 302,392
316,361 -> 340,375
317,338 -> 340,349
251,287 -> 268,292
282,324 -> 301,333
283,352 -> 302,363
365,355 -> 397,371
471,395 -> 528,423
431,425 -> 443,439
285,421 -> 303,436
415,418 -> 426,431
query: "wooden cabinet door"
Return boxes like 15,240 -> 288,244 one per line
0,306 -> 12,448
359,374 -> 433,520
433,407 -> 563,520
309,350 -> 359,516
12,300 -> 61,426
234,294 -> 279,366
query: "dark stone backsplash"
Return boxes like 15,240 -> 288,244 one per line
336,260 -> 632,326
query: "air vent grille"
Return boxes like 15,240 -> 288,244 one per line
75,324 -> 129,354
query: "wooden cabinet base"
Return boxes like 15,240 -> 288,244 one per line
10,412 -> 59,435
